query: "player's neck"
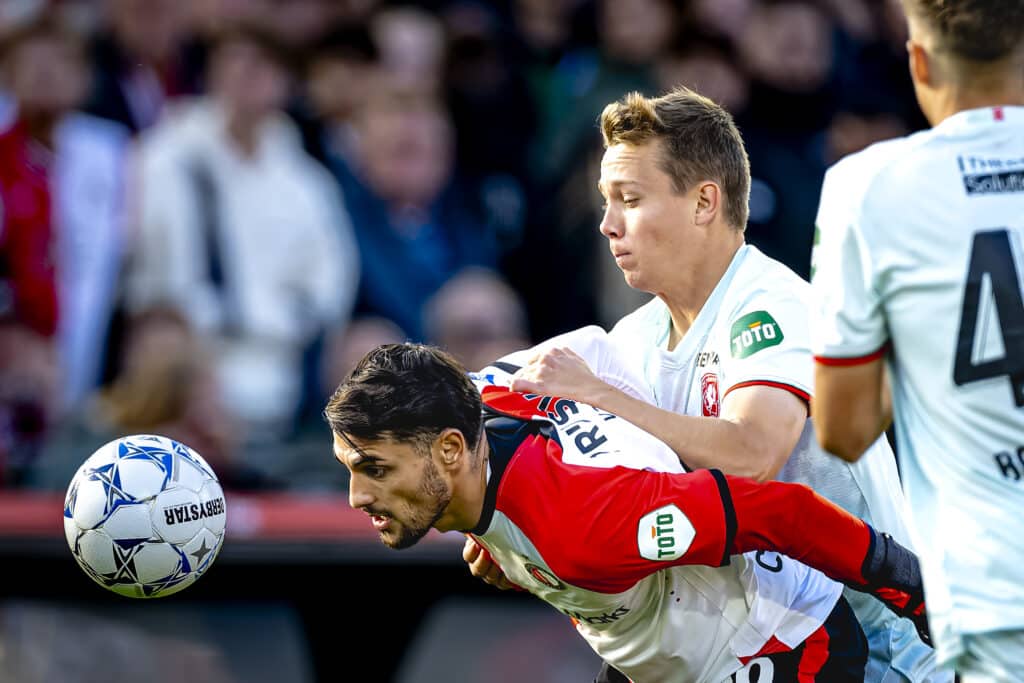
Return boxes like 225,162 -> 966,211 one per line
444,434 -> 491,533
931,92 -> 1024,125
660,238 -> 744,351
926,69 -> 1024,125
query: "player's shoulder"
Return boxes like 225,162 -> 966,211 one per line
819,130 -> 939,229
720,246 -> 811,323
824,135 -> 921,188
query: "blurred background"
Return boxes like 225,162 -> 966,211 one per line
0,0 -> 925,680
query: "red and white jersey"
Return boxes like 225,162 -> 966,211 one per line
811,106 -> 1024,661
467,367 -> 840,683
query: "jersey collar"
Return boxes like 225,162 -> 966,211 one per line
937,105 -> 1024,132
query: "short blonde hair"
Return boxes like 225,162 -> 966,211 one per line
600,87 -> 750,230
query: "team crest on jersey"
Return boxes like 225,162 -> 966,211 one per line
524,562 -> 565,590
637,504 -> 695,562
730,311 -> 784,358
700,373 -> 720,417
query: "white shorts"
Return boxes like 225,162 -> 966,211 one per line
844,588 -> 952,682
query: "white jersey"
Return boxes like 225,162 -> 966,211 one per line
596,244 -> 945,681
811,106 -> 1024,664
469,364 -> 841,683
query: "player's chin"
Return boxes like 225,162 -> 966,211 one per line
379,524 -> 429,550
618,266 -> 644,288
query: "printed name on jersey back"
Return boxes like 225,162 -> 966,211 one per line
479,384 -> 621,461
958,154 -> 1024,195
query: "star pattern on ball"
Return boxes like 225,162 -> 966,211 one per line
64,479 -> 79,518
66,435 -> 225,599
138,546 -> 194,597
86,462 -> 135,522
172,441 -> 215,480
96,543 -> 145,587
190,538 -> 213,565
118,439 -> 178,489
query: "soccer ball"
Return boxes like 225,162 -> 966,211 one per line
63,434 -> 227,598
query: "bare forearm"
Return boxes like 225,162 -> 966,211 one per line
588,384 -> 781,480
813,360 -> 890,462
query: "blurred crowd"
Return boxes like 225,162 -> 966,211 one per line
0,0 -> 925,493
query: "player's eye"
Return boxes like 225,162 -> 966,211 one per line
623,197 -> 639,207
364,465 -> 387,479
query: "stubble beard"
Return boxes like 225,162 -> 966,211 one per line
383,457 -> 452,550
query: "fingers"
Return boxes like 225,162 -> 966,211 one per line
509,375 -> 540,393
463,537 -> 512,589
463,536 -> 481,564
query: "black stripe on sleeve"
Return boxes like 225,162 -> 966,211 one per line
490,360 -> 522,374
709,469 -> 737,567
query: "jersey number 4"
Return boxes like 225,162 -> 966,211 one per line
953,229 -> 1024,407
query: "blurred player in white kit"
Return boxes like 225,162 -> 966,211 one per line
810,1 -> 1024,680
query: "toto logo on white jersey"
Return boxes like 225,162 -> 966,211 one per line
637,504 -> 695,562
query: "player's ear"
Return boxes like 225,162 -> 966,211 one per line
907,39 -> 931,88
693,181 -> 720,228
436,428 -> 467,470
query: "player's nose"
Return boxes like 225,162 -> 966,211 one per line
348,478 -> 376,510
599,205 -> 623,239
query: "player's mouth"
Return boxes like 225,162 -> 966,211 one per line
370,514 -> 392,531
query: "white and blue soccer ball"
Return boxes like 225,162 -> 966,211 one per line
63,434 -> 227,598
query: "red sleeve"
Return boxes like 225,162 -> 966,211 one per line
724,474 -> 873,587
497,434 -> 733,594
497,438 -> 875,594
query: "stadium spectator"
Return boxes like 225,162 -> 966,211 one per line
737,0 -> 839,278
0,16 -> 129,415
371,5 -> 446,93
320,316 -> 406,400
423,267 -> 530,373
442,2 -> 535,248
84,0 -> 196,133
125,23 -> 358,439
266,0 -> 341,50
300,21 -> 380,186
346,79 -> 497,341
28,306 -> 278,491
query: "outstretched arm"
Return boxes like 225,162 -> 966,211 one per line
479,449 -> 930,643
721,472 -> 926,642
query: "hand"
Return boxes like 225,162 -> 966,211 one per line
859,531 -> 932,647
463,537 -> 516,590
510,347 -> 604,403
874,585 -> 930,647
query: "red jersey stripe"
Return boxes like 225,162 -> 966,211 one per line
813,344 -> 888,367
723,380 -> 811,405
797,624 -> 831,681
738,635 -> 793,665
